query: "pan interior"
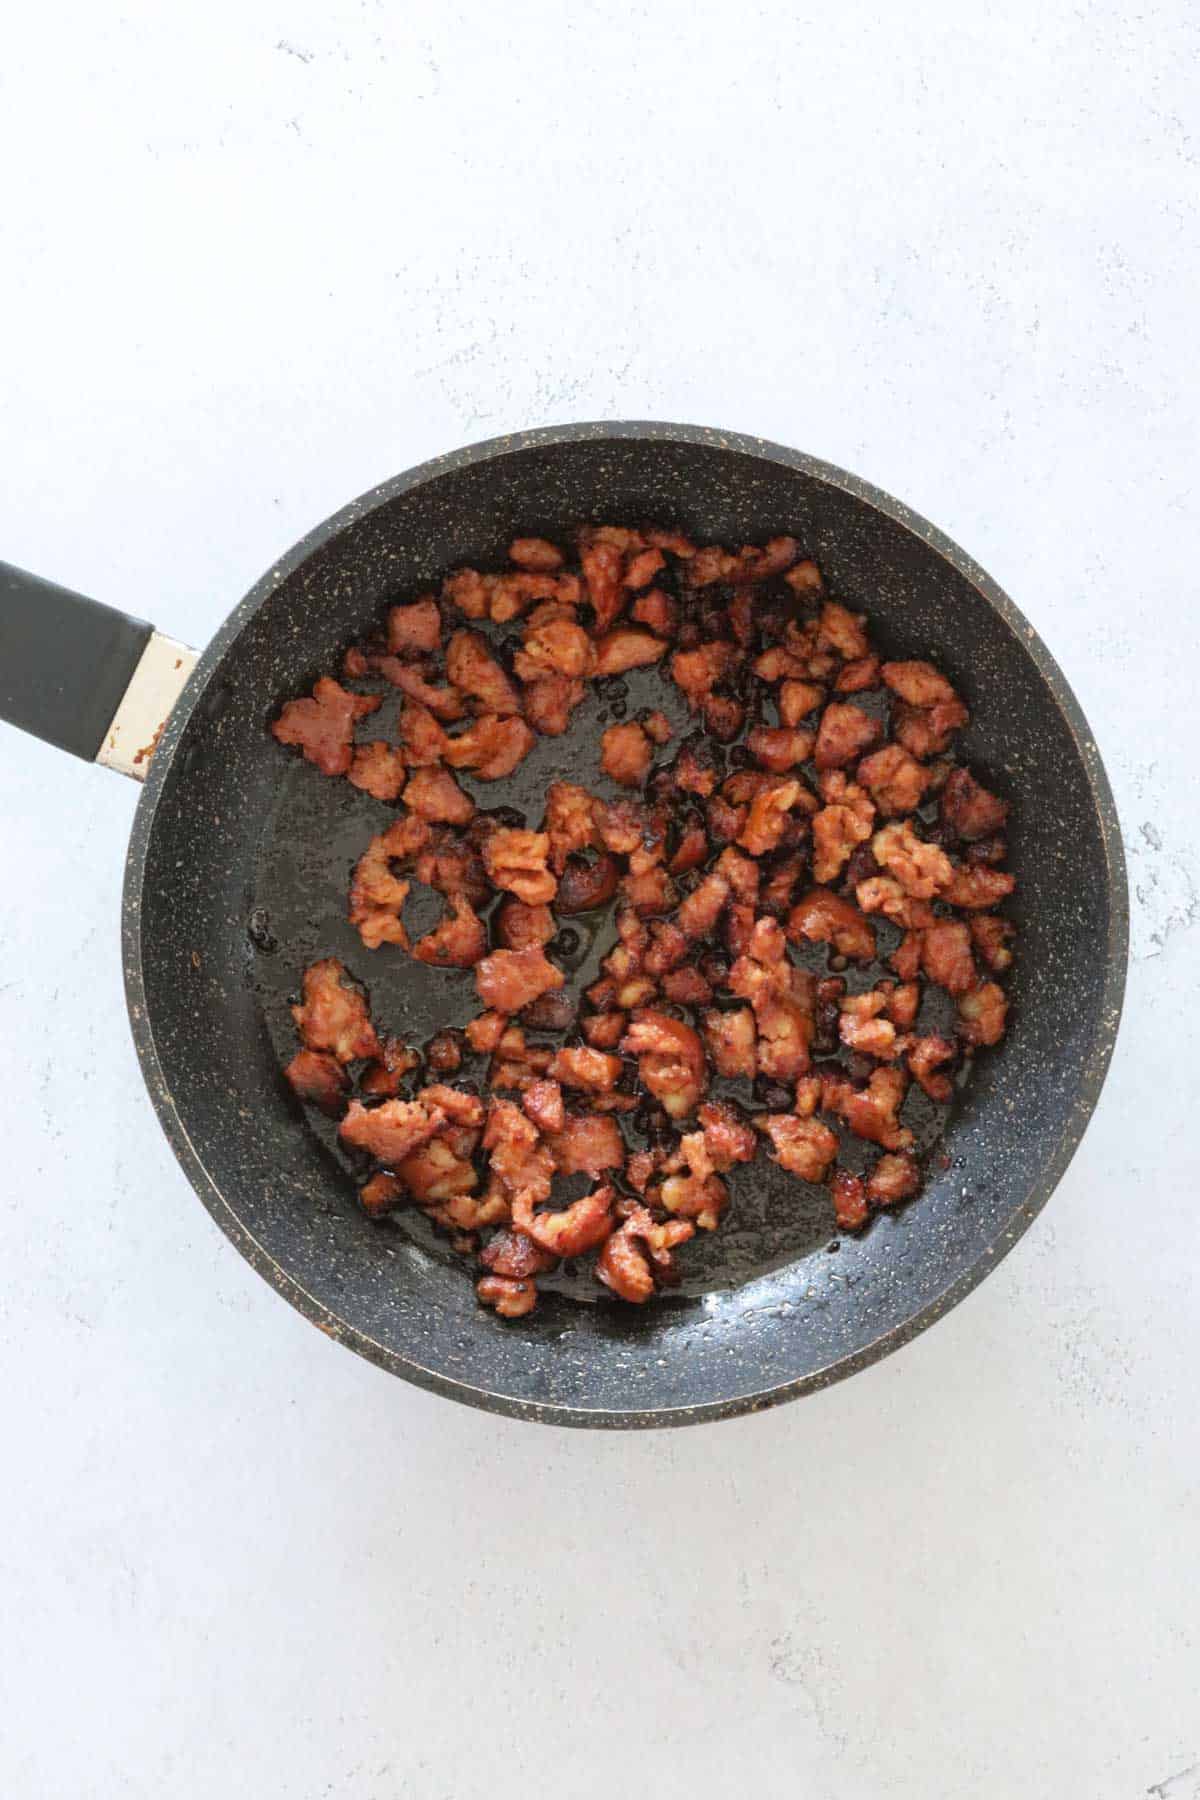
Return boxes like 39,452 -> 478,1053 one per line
131,430 -> 1121,1420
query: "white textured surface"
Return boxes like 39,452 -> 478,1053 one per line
2,3 -> 1198,1795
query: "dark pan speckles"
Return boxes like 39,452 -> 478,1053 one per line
121,423 -> 1129,1429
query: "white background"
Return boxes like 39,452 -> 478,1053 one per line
2,4 -> 1198,1796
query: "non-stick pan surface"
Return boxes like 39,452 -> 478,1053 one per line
121,423 -> 1126,1426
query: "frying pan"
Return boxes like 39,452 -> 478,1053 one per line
0,423 -> 1128,1427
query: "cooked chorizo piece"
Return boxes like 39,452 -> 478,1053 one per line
813,702 -> 883,772
594,628 -> 669,677
339,1096 -> 445,1164
544,1112 -> 625,1174
347,740 -> 407,801
360,1037 -> 421,1096
476,1274 -> 539,1318
475,945 -> 564,1013
866,1152 -> 921,1206
291,958 -> 380,1062
521,1077 -> 566,1136
442,714 -> 536,780
511,1183 -> 615,1257
786,888 -> 876,961
702,1005 -> 758,1079
283,1049 -> 349,1116
942,864 -> 1017,910
445,628 -> 521,716
403,766 -> 475,825
856,744 -> 927,817
494,898 -> 555,951
508,537 -> 564,572
482,829 -> 557,906
920,920 -> 977,996
272,677 -> 382,776
601,721 -> 655,787
758,1114 -> 839,1182
970,914 -> 1016,973
832,1169 -> 869,1231
621,1011 -> 706,1118
958,980 -> 1009,1046
412,894 -> 488,969
939,767 -> 1009,841
386,597 -> 442,656
523,674 -> 586,736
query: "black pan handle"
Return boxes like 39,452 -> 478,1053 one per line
0,560 -> 196,778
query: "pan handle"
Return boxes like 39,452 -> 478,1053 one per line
0,560 -> 197,780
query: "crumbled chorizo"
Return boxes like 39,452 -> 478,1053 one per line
784,557 -> 824,595
512,1183 -> 615,1257
542,781 -> 599,872
396,704 -> 449,773
970,913 -> 1016,973
857,744 -> 927,817
445,628 -> 521,716
489,1025 -> 553,1091
939,767 -> 1009,841
699,1006 -> 756,1079
893,697 -> 970,759
658,1168 -> 728,1231
834,655 -> 881,693
676,869 -> 731,939
476,1274 -> 538,1318
671,641 -> 737,707
386,597 -> 442,656
426,1029 -> 463,1074
838,991 -> 898,1059
292,958 -> 380,1061
871,820 -> 953,899
360,1172 -> 407,1217
958,980 -> 1009,1046
601,721 -> 654,787
284,1049 -> 348,1116
813,702 -> 883,771
942,864 -> 1016,909
579,535 -> 626,633
347,740 -> 407,801
545,1112 -> 625,1174
414,832 -> 489,906
582,1011 -> 626,1051
816,601 -> 869,660
867,1152 -> 921,1206
697,1099 -> 757,1168
747,726 -> 815,772
828,1066 -> 914,1150
508,537 -> 564,572
758,1114 -> 839,1182
920,920 -> 977,996
442,714 -> 536,780
881,660 -> 959,707
360,1037 -> 421,1096
523,674 -> 586,735
521,1077 -> 566,1136
907,1033 -> 957,1101
777,680 -> 825,728
403,766 -> 475,825
812,777 -> 876,883
621,1011 -> 706,1118
377,657 -> 466,722
514,614 -> 596,682
621,852 -> 676,917
484,1099 -> 554,1202
832,1169 -> 869,1230
631,591 -> 678,641
493,898 -> 553,952
339,1096 -> 445,1164
272,677 -> 382,776
465,1010 -> 507,1054
411,894 -> 488,968
737,778 -> 802,856
594,628 -> 669,677
482,829 -> 556,906
786,887 -> 876,961
549,1046 -> 622,1093
854,875 -> 936,932
475,945 -> 564,1013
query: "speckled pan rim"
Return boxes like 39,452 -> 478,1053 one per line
122,421 -> 1130,1430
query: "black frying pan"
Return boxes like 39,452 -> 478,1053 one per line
0,423 -> 1127,1427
